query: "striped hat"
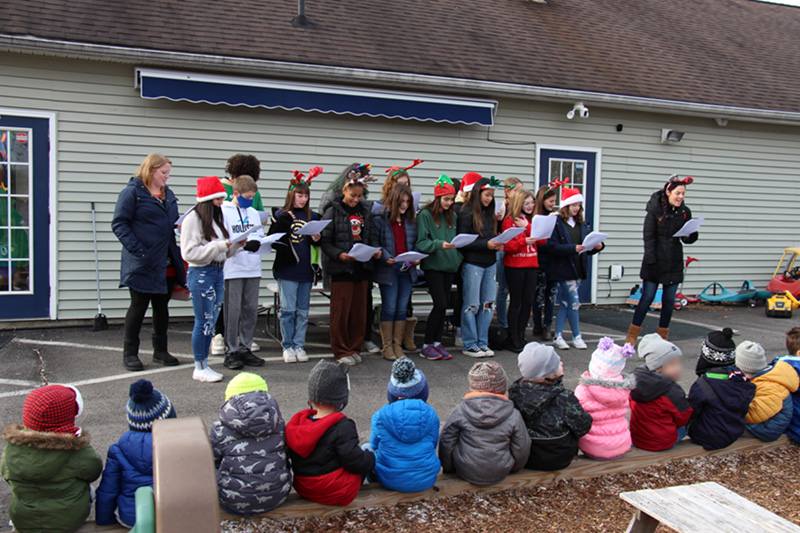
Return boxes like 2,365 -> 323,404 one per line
126,379 -> 176,432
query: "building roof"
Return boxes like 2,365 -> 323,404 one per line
4,0 -> 800,114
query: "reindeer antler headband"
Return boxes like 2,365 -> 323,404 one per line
386,159 -> 424,178
289,166 -> 323,190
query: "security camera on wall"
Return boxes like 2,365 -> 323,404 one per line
566,102 -> 589,120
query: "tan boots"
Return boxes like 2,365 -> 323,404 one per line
625,324 -> 642,346
392,321 -> 407,359
403,317 -> 418,351
657,327 -> 669,340
379,322 -> 396,360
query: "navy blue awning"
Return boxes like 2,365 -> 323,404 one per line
136,69 -> 496,126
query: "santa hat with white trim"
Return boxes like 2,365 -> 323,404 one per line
561,187 -> 584,207
196,176 -> 227,203
461,171 -> 483,193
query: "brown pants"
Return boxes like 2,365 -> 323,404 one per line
329,280 -> 369,359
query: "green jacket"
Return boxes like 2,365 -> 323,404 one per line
416,209 -> 462,273
1,424 -> 103,533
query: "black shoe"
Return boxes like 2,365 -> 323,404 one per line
223,352 -> 244,370
124,355 -> 144,371
153,351 -> 179,367
532,324 -> 543,338
542,326 -> 554,342
503,336 -> 524,352
240,350 -> 265,367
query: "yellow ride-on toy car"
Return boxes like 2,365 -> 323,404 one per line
766,290 -> 800,318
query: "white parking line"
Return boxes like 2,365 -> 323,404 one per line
0,378 -> 40,387
12,338 -> 196,360
614,308 -> 730,332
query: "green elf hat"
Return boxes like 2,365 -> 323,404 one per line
434,174 -> 456,197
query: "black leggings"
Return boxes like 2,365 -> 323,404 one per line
123,280 -> 174,344
505,266 -> 538,340
424,270 -> 455,344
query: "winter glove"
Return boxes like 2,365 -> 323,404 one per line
243,240 -> 261,252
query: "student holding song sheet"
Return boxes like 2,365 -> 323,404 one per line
626,174 -> 699,346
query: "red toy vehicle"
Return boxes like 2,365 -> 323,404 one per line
766,248 -> 800,298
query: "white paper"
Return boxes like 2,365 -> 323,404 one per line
673,217 -> 705,238
580,231 -> 608,253
412,192 -> 421,212
450,234 -> 479,248
394,251 -> 428,262
230,223 -> 263,244
295,219 -> 330,236
491,226 -> 526,244
175,206 -> 195,226
495,201 -> 506,216
530,215 -> 557,240
371,202 -> 384,215
253,233 -> 286,254
348,243 -> 382,262
258,210 -> 271,224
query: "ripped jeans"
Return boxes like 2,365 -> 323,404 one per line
461,262 -> 497,350
187,264 -> 225,362
555,279 -> 581,338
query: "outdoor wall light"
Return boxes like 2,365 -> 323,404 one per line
661,128 -> 685,144
566,102 -> 589,120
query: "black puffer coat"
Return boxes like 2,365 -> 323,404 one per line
319,199 -> 376,278
639,190 -> 698,285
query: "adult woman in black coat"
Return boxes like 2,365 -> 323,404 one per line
626,175 -> 698,345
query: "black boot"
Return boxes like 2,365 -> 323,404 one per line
123,338 -> 144,371
152,335 -> 179,367
240,349 -> 265,367
503,333 -> 523,352
223,351 -> 244,370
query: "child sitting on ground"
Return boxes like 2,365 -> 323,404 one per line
510,343 -> 593,470
209,373 -> 292,515
369,359 -> 440,492
1,385 -> 103,533
779,327 -> 800,443
736,340 -> 799,442
439,361 -> 530,485
286,360 -> 375,506
574,338 -> 636,460
630,334 -> 693,451
96,379 -> 177,527
687,329 -> 756,450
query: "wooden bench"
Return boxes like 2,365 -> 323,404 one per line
620,481 -> 800,533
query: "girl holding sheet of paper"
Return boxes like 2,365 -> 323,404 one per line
531,185 -> 560,342
545,187 -> 604,351
626,175 -> 698,346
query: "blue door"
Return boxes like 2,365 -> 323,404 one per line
0,116 -> 50,319
538,148 -> 598,303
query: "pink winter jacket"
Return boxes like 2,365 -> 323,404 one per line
574,372 -> 636,459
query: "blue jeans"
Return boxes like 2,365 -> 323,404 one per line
670,425 -> 689,449
495,252 -> 508,328
555,279 -> 581,337
632,280 -> 679,328
379,269 -> 413,322
461,262 -> 496,349
278,279 -> 312,350
187,265 -> 225,362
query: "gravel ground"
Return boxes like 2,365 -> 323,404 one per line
222,442 -> 800,533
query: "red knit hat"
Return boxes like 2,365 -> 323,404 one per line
434,174 -> 456,197
23,384 -> 83,435
196,176 -> 227,203
461,172 -> 483,193
561,187 -> 584,207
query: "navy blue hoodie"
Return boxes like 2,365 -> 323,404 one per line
688,367 -> 756,450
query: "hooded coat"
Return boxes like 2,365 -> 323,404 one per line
1,425 -> 102,533
745,360 -> 799,441
687,367 -> 756,450
779,355 -> 800,443
574,372 -> 636,459
438,393 -> 531,486
208,391 -> 292,515
369,399 -> 441,492
630,366 -> 694,451
639,190 -> 699,285
509,378 -> 593,470
285,409 -> 375,506
95,431 -> 156,527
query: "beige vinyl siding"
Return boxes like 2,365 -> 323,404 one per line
2,51 -> 800,320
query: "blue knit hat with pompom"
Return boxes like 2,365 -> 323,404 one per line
387,359 -> 429,403
126,379 -> 176,432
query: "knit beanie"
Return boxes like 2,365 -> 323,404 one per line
308,360 -> 350,411
23,384 -> 83,435
735,341 -> 768,374
638,333 -> 682,371
696,327 -> 736,375
518,342 -> 561,380
468,361 -> 508,395
589,337 -> 636,379
126,379 -> 176,432
387,359 -> 429,403
225,372 -> 268,401
196,176 -> 227,203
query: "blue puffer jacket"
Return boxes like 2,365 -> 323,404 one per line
111,177 -> 185,294
95,431 -> 154,527
372,213 -> 419,286
544,217 -> 603,281
779,355 -> 800,443
369,399 -> 440,493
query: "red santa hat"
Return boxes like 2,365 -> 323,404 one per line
561,187 -> 584,207
196,176 -> 227,203
23,384 -> 84,435
461,171 -> 483,193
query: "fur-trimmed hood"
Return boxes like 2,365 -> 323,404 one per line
3,423 -> 91,450
579,373 -> 636,390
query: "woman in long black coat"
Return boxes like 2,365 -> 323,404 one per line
626,175 -> 698,345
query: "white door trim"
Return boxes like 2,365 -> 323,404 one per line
0,107 -> 58,319
535,144 -> 603,303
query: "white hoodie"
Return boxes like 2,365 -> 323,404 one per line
221,201 -> 265,279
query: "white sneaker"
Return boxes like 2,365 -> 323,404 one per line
250,342 -> 260,352
572,335 -> 588,350
454,332 -> 464,348
479,346 -> 495,357
363,340 -> 381,354
339,355 -> 358,366
553,334 -> 570,350
192,367 -> 223,383
282,348 -> 298,363
295,347 -> 309,362
351,353 -> 363,364
211,334 -> 226,356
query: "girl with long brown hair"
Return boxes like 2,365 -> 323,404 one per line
531,185 -> 560,341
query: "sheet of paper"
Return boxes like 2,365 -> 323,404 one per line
371,202 -> 384,215
175,206 -> 195,226
230,223 -> 263,244
530,214 -> 558,240
259,210 -> 271,224
450,233 -> 479,248
394,251 -> 428,262
253,233 -> 285,255
491,226 -> 526,244
412,192 -> 421,212
673,217 -> 705,238
580,231 -> 608,253
495,201 -> 505,216
348,243 -> 382,262
295,219 -> 330,236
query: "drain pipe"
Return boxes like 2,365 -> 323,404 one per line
292,0 -> 313,28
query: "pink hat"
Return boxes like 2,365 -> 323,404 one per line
561,187 -> 584,207
196,176 -> 227,203
461,171 -> 483,193
589,337 -> 635,380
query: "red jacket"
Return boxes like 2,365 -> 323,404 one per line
630,367 -> 694,451
502,216 -> 543,269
